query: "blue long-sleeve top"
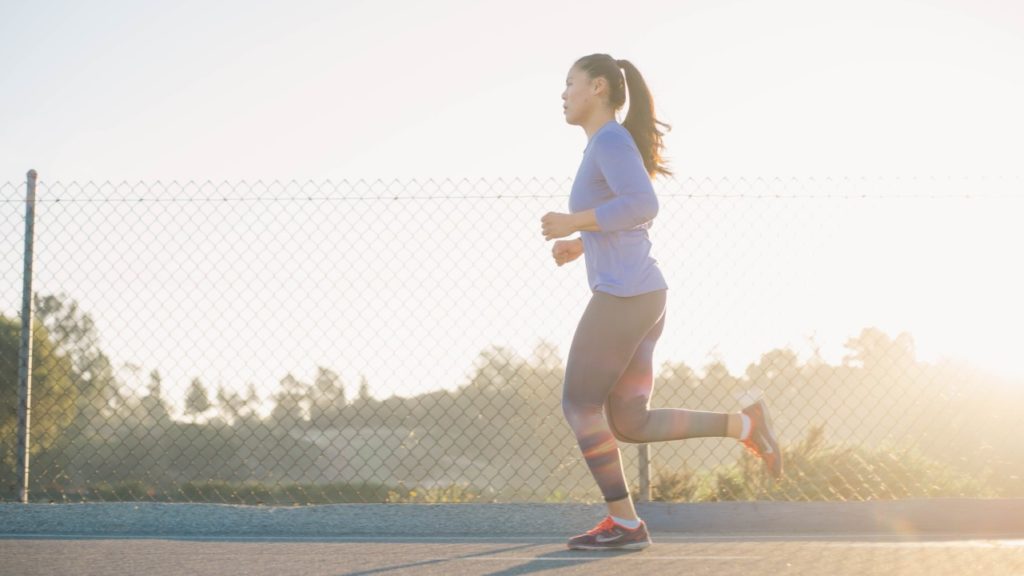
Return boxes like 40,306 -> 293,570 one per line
569,120 -> 668,297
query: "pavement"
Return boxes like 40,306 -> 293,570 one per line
2,500 -> 1023,575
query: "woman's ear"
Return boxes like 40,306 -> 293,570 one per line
590,75 -> 608,98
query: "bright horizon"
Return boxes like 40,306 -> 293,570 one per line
3,0 -> 1024,409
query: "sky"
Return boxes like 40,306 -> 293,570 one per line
3,0 -> 1023,181
2,0 -> 1024,408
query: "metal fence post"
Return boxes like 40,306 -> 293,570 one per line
637,444 -> 651,502
17,169 -> 37,503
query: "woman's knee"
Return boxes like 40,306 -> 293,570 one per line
562,395 -> 602,434
608,416 -> 643,443
608,422 -> 634,443
606,395 -> 649,442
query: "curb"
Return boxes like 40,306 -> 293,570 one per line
640,499 -> 1024,536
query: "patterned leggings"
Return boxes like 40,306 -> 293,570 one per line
562,289 -> 729,502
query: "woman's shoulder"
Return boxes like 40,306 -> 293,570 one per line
591,122 -> 638,152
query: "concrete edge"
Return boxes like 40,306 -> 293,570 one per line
639,499 -> 1024,536
0,500 -> 1022,539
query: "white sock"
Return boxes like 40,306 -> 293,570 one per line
611,515 -> 641,530
739,414 -> 752,441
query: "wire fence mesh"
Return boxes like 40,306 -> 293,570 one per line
2,176 -> 1023,504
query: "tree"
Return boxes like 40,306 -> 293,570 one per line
310,367 -> 345,427
745,348 -> 802,398
466,346 -> 523,394
147,369 -> 164,400
348,375 -> 379,428
701,360 -> 742,409
184,378 -> 211,418
217,385 -> 246,425
34,293 -> 117,428
0,314 -> 76,472
356,375 -> 372,403
226,383 -> 264,430
531,341 -> 562,371
272,373 -> 310,428
843,327 -> 916,371
241,383 -> 261,420
134,369 -> 171,427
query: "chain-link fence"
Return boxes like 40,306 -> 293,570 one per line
3,175 -> 1023,504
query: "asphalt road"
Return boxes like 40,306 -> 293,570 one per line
2,535 -> 1023,576
3,501 -> 1023,575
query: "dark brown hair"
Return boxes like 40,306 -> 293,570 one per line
573,53 -> 672,178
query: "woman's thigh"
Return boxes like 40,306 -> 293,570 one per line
563,290 -> 666,410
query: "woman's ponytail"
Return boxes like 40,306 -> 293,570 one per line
616,59 -> 672,178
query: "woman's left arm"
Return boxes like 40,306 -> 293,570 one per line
590,133 -> 659,232
541,132 -> 656,240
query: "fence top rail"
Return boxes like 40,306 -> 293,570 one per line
1,175 -> 1021,203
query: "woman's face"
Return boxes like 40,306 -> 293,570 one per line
562,66 -> 598,126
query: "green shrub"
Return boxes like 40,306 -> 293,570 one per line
650,425 -> 993,502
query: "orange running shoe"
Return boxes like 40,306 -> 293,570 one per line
567,516 -> 652,551
741,399 -> 783,479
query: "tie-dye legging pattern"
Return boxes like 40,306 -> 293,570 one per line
562,289 -> 729,502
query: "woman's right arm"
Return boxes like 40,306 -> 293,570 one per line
552,237 -> 584,267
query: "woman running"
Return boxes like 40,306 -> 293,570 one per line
541,53 -> 783,551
